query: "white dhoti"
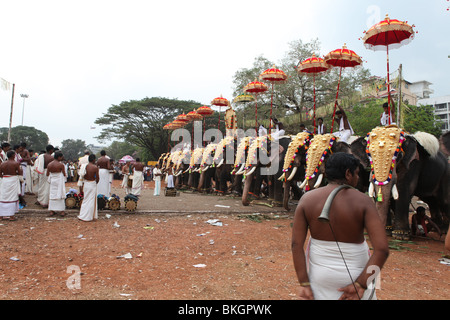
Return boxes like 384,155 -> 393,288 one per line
131,170 -> 144,196
78,180 -> 98,221
121,174 -> 131,194
20,163 -> 27,196
167,174 -> 174,188
37,169 -> 50,206
0,176 -> 20,217
48,172 -> 66,212
307,238 -> 376,300
97,168 -> 110,197
25,164 -> 34,194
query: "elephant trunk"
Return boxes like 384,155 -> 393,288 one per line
283,180 -> 291,211
242,172 -> 253,206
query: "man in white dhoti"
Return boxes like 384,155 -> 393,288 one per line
35,145 -> 54,208
292,153 -> 389,300
166,164 -> 174,189
77,150 -> 90,193
46,152 -> 66,216
332,104 -> 354,143
121,162 -> 132,194
78,154 -> 99,222
269,118 -> 286,140
0,151 -> 22,220
153,164 -> 162,196
131,158 -> 144,196
96,150 -> 111,197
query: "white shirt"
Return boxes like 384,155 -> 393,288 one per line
153,168 -> 161,181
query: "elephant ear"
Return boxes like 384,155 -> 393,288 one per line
350,136 -> 370,169
397,136 -> 419,170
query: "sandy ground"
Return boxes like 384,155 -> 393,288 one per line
0,180 -> 448,301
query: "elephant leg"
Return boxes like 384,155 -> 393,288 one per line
422,197 -> 444,230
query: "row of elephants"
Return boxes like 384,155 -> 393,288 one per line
157,126 -> 450,240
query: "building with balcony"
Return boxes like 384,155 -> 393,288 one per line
418,95 -> 450,133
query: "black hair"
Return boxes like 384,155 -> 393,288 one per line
88,154 -> 96,162
325,153 -> 360,182
318,117 -> 323,121
100,150 -> 106,156
383,102 -> 389,108
1,142 -> 10,149
54,151 -> 63,159
416,206 -> 426,213
20,142 -> 27,148
46,145 -> 54,152
300,123 -> 306,127
6,150 -> 15,159
136,158 -> 140,162
13,144 -> 20,151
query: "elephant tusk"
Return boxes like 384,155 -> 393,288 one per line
287,167 -> 298,181
246,166 -> 257,176
299,179 -> 307,189
391,184 -> 399,200
278,173 -> 286,182
235,164 -> 245,175
202,165 -> 210,172
216,159 -> 224,168
368,182 -> 375,198
183,168 -> 190,174
313,173 -> 323,189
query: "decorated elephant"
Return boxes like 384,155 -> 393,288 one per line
187,147 -> 204,190
242,135 -> 291,207
352,125 -> 450,239
197,143 -> 218,193
298,134 -> 353,191
278,132 -> 313,210
173,149 -> 192,189
212,136 -> 238,195
231,136 -> 254,196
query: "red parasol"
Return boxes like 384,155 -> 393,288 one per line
363,14 -> 416,125
324,44 -> 362,133
211,95 -> 230,131
197,105 -> 214,146
260,65 -> 288,135
243,79 -> 268,133
297,54 -> 330,133
186,110 -> 203,150
176,113 -> 190,124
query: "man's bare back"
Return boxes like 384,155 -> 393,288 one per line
0,159 -> 22,177
43,153 -> 54,169
47,160 -> 66,175
85,163 -> 99,182
133,162 -> 144,172
97,156 -> 110,170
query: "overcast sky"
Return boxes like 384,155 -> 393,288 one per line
1,0 -> 449,147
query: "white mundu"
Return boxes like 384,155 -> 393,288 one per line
48,172 -> 66,212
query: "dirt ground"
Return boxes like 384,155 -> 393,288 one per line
0,180 -> 448,300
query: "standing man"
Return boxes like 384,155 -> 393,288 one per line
0,142 -> 11,163
153,164 -> 162,196
332,103 -> 354,143
77,150 -> 90,194
36,145 -> 54,208
46,151 -> 66,217
316,117 -> 327,135
131,158 -> 144,196
78,154 -> 99,222
121,162 -> 132,194
291,153 -> 389,300
380,99 -> 396,126
270,117 -> 285,140
96,150 -> 111,197
0,150 -> 22,221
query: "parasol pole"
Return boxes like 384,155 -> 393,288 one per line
313,74 -> 317,134
386,45 -> 392,125
255,94 -> 258,134
330,66 -> 343,134
269,82 -> 274,136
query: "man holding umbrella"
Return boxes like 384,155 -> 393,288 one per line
332,103 -> 353,143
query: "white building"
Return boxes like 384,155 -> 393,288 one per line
418,95 -> 450,133
408,80 -> 434,99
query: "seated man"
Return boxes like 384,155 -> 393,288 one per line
411,206 -> 441,237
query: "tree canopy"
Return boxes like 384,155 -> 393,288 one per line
94,97 -> 203,160
0,126 -> 49,152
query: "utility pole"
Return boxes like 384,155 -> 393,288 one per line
7,83 -> 15,143
397,64 -> 402,126
20,94 -> 29,126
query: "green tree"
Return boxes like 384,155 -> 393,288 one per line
105,141 -> 139,161
232,38 -> 372,128
0,126 -> 49,152
95,97 -> 203,160
403,104 -> 442,137
60,139 -> 88,161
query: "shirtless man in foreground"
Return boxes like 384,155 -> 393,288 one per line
292,152 -> 389,300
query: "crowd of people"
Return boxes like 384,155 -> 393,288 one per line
0,143 -> 158,222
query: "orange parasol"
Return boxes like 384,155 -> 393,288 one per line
363,14 -> 416,125
211,95 -> 230,131
324,44 -> 362,133
298,54 -> 330,133
260,66 -> 288,135
197,105 -> 214,146
244,79 -> 268,133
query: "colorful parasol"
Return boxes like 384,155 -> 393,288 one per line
297,54 -> 330,134
211,95 -> 230,131
186,110 -> 203,150
363,14 -> 416,125
324,44 -> 362,133
176,113 -> 190,124
260,65 -> 288,135
197,105 -> 214,146
233,93 -> 255,130
243,79 -> 268,133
